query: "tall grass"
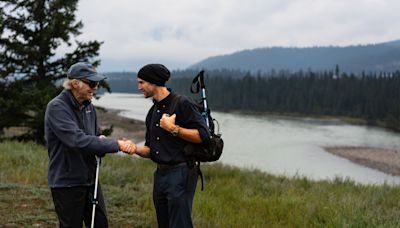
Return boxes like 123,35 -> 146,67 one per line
0,141 -> 48,185
1,140 -> 400,227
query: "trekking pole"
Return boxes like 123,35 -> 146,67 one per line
191,70 -> 209,127
91,157 -> 101,228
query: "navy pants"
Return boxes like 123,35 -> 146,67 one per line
51,185 -> 108,228
153,165 -> 197,228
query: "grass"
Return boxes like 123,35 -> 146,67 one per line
1,140 -> 400,227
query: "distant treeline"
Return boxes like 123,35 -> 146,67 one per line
105,69 -> 400,131
168,70 -> 400,131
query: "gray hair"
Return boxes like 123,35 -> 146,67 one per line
63,79 -> 81,90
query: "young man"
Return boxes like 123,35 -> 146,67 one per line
133,64 -> 211,228
44,62 -> 135,228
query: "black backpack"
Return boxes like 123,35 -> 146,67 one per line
169,71 -> 224,190
169,95 -> 224,163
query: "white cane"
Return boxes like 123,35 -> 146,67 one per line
91,157 -> 101,228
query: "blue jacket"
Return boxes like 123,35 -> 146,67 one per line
45,90 -> 119,187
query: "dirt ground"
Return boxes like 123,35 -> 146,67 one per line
325,146 -> 400,176
96,107 -> 146,143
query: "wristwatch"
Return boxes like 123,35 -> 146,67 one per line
171,125 -> 180,137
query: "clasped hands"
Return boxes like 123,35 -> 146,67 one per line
99,135 -> 136,155
118,138 -> 136,155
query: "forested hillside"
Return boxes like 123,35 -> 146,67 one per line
189,40 -> 400,74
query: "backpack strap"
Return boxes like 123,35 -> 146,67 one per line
168,95 -> 181,115
197,162 -> 204,191
186,160 -> 204,191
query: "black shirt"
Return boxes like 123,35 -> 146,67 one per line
145,91 -> 211,164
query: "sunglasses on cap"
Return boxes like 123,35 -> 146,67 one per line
80,79 -> 99,89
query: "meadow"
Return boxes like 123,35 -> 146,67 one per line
1,140 -> 400,227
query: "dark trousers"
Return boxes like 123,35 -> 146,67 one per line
153,165 -> 197,228
51,185 -> 108,228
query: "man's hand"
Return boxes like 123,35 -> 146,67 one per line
160,113 -> 177,132
118,139 -> 136,155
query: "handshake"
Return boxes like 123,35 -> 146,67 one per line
118,139 -> 137,155
98,135 -> 137,155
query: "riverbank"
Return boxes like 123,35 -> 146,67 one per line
96,105 -> 400,179
325,147 -> 400,177
235,109 -> 398,132
96,107 -> 146,143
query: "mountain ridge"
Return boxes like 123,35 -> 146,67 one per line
189,40 -> 400,73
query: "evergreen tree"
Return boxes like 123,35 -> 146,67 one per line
167,68 -> 400,132
0,0 -> 103,143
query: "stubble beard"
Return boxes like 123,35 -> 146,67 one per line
144,90 -> 155,99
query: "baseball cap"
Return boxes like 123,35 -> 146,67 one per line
67,62 -> 106,82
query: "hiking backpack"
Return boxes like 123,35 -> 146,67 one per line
169,95 -> 224,163
169,70 -> 224,190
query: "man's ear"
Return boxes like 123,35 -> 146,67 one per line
71,80 -> 80,89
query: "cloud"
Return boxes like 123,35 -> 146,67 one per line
75,0 -> 400,71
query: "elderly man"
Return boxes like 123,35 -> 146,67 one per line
133,64 -> 211,228
44,62 -> 135,228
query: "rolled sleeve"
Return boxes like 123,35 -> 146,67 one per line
179,98 -> 211,145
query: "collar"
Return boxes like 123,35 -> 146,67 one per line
62,90 -> 91,110
153,90 -> 176,110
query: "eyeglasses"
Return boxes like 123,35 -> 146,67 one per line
80,79 -> 99,89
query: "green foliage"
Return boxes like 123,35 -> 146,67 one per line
1,141 -> 400,227
0,0 -> 103,143
100,124 -> 113,137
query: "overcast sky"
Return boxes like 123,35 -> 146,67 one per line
75,0 -> 400,72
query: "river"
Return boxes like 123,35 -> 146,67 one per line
93,92 -> 400,185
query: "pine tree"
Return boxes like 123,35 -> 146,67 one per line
0,0 -> 103,143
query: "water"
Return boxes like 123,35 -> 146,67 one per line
93,93 -> 400,185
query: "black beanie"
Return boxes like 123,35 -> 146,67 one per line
137,64 -> 171,86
